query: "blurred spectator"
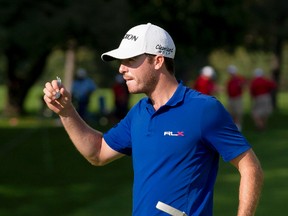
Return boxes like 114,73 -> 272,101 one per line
249,68 -> 277,130
226,65 -> 246,131
72,68 -> 97,120
112,74 -> 130,120
193,66 -> 217,95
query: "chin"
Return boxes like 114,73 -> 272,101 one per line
128,89 -> 140,94
127,83 -> 146,94
128,87 -> 142,94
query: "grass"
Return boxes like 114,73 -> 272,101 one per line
214,110 -> 288,215
0,125 -> 133,216
0,86 -> 287,215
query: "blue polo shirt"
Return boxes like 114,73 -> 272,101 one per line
103,82 -> 251,216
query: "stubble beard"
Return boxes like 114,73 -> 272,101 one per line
127,72 -> 158,95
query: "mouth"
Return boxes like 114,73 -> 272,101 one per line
123,76 -> 133,82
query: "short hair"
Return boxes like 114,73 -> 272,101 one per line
145,54 -> 175,75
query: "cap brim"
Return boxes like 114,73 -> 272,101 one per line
101,48 -> 144,62
101,49 -> 118,62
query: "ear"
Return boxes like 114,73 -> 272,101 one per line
154,55 -> 165,70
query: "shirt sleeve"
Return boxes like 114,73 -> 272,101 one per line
201,97 -> 251,162
103,111 -> 133,156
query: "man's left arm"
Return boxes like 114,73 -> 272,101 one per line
230,149 -> 264,216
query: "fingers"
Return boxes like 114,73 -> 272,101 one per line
52,79 -> 61,90
43,78 -> 72,102
43,79 -> 72,115
43,80 -> 63,100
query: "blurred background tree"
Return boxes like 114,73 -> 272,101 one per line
244,0 -> 288,108
129,0 -> 248,79
0,0 -> 130,116
0,0 -> 287,116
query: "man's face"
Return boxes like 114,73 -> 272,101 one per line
119,54 -> 158,95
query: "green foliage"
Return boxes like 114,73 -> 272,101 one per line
0,0 -> 287,114
129,0 -> 247,54
245,0 -> 288,50
0,0 -> 132,112
209,47 -> 273,83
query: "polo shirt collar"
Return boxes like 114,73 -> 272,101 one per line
165,81 -> 186,107
146,81 -> 186,111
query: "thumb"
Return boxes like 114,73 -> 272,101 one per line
59,85 -> 72,100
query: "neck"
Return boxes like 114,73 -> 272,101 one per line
148,75 -> 178,111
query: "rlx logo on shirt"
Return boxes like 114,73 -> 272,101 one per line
164,131 -> 184,136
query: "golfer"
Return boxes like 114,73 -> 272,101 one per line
43,23 -> 263,216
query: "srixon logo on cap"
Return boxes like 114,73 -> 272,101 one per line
123,34 -> 138,41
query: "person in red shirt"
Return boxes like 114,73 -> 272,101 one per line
250,68 -> 277,130
194,66 -> 217,95
226,65 -> 246,131
112,74 -> 130,120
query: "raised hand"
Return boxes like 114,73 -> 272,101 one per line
43,77 -> 73,116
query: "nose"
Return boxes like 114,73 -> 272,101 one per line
119,64 -> 127,74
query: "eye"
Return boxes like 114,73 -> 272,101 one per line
122,57 -> 137,66
121,56 -> 140,66
128,57 -> 136,62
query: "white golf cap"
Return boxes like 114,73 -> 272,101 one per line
227,65 -> 238,74
101,23 -> 176,61
201,66 -> 214,77
254,68 -> 264,77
